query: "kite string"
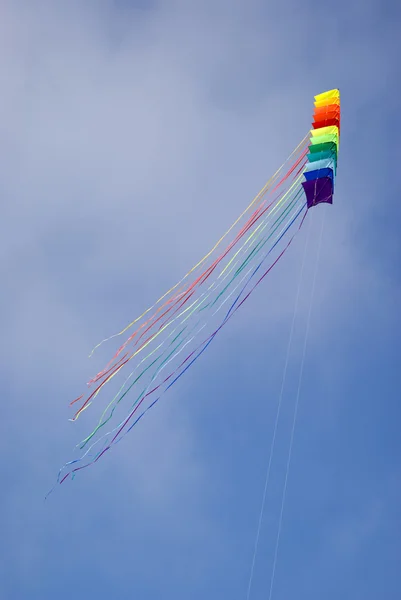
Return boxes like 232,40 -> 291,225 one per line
267,208 -> 326,600
245,209 -> 312,600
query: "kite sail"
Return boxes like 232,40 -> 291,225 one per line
302,89 -> 340,208
52,89 -> 340,489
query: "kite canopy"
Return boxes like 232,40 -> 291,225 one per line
302,89 -> 340,209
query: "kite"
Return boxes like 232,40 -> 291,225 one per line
52,89 -> 340,489
302,89 -> 340,208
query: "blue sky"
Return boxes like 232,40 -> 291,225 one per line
1,0 -> 400,598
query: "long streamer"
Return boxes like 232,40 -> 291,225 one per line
71,153 -> 308,421
57,199 -> 307,485
50,130 -> 315,491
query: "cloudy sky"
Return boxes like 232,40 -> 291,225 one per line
1,0 -> 400,598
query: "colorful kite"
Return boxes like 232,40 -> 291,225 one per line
302,89 -> 340,208
52,89 -> 340,489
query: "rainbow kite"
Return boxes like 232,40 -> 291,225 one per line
302,89 -> 340,208
51,89 -> 340,490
